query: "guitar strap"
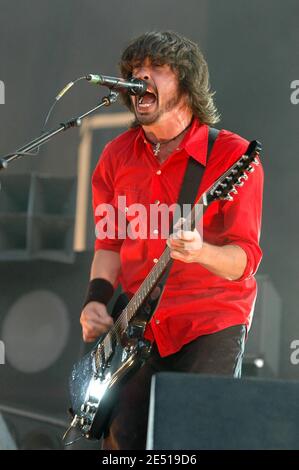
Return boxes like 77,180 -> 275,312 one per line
154,126 -> 220,293
177,126 -> 219,211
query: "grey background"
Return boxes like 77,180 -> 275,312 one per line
0,0 -> 298,383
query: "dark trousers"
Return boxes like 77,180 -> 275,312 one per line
102,324 -> 246,450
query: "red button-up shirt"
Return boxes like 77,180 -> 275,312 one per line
92,118 -> 263,357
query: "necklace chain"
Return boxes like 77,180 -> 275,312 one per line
149,121 -> 192,156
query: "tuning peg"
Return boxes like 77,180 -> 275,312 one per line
247,166 -> 254,173
220,182 -> 228,188
240,173 -> 248,180
230,187 -> 238,194
224,194 -> 234,201
235,180 -> 244,187
215,190 -> 222,196
253,158 -> 259,166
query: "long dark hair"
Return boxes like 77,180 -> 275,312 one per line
119,31 -> 220,125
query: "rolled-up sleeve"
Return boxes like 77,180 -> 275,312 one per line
92,144 -> 124,253
219,155 -> 264,282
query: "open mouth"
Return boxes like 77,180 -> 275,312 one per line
136,91 -> 157,111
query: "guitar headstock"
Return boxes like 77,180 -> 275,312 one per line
206,140 -> 262,204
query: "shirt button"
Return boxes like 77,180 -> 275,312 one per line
155,319 -> 160,325
153,258 -> 158,263
156,170 -> 162,175
153,229 -> 159,235
154,200 -> 160,205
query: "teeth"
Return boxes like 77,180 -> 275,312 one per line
137,92 -> 156,109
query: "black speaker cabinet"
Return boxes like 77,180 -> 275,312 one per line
0,173 -> 76,262
147,373 -> 299,450
0,252 -> 93,420
0,409 -> 64,450
0,407 -> 101,450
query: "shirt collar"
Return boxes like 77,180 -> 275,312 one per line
135,118 -> 209,166
181,118 -> 209,166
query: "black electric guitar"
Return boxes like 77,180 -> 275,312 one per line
65,140 -> 261,441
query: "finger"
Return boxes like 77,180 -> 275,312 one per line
83,328 -> 106,343
169,238 -> 185,248
170,229 -> 186,240
85,310 -> 114,326
96,314 -> 114,326
82,322 -> 111,341
177,230 -> 195,241
170,250 -> 186,260
167,237 -> 185,250
85,318 -> 113,333
169,238 -> 197,252
83,333 -> 98,343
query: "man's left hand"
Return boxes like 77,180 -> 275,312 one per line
167,229 -> 203,263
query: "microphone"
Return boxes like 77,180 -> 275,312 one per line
86,74 -> 147,96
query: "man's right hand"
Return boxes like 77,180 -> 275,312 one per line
80,301 -> 114,343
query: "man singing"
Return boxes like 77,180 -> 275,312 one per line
80,31 -> 263,449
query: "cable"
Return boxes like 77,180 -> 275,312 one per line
1,76 -> 86,162
41,76 -> 85,134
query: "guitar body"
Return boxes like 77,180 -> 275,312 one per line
69,289 -> 162,440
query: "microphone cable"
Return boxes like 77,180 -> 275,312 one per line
1,76 -> 86,161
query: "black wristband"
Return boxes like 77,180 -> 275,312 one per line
83,278 -> 114,308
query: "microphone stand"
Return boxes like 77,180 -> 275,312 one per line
0,90 -> 119,172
